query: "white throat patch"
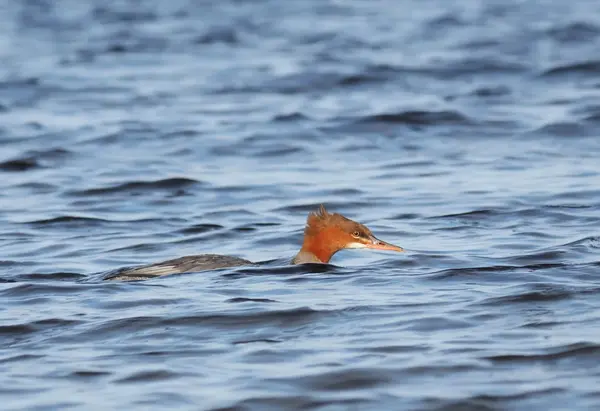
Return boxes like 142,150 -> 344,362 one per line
345,242 -> 368,249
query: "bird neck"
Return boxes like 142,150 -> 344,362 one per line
292,228 -> 342,264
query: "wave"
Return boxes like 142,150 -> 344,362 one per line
357,109 -> 472,126
66,178 -> 203,196
540,60 -> 600,77
486,342 -> 600,363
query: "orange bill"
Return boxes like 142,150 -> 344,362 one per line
366,235 -> 404,252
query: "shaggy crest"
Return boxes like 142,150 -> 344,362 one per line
304,204 -> 371,238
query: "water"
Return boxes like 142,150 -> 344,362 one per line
1,0 -> 600,409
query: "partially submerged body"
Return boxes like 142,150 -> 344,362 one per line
106,254 -> 252,281
106,205 -> 403,281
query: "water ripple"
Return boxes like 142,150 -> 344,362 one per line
2,0 -> 600,409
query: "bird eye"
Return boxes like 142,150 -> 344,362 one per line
352,231 -> 361,238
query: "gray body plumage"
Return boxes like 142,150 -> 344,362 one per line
105,254 -> 253,281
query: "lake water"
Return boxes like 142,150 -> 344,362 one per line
1,0 -> 600,410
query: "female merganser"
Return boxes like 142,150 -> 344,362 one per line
106,205 -> 403,281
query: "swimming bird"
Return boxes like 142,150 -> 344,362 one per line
106,205 -> 404,281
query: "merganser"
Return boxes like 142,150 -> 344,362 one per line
106,205 -> 404,281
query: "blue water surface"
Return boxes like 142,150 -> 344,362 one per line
1,1 -> 600,410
